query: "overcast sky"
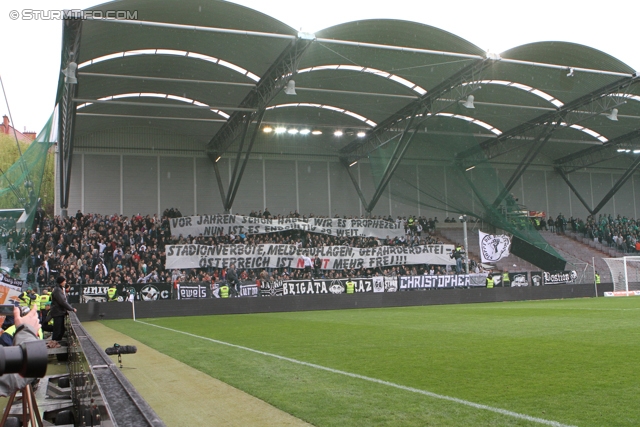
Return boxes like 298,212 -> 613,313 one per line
0,0 -> 638,133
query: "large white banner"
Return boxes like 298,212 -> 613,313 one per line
170,215 -> 404,239
478,231 -> 511,263
166,243 -> 455,270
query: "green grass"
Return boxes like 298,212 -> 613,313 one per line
103,297 -> 640,426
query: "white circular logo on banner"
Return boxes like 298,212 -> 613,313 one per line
329,280 -> 344,294
140,285 -> 160,301
481,234 -> 511,262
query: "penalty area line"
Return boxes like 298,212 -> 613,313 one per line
137,320 -> 576,427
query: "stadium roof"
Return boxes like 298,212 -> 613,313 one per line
55,0 -> 640,212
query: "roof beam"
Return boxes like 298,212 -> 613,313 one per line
205,36 -> 314,161
554,128 -> 640,174
73,98 -> 256,112
78,72 -> 256,88
456,75 -> 640,166
76,112 -> 227,123
340,58 -> 493,164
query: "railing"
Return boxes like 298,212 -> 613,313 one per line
66,313 -> 166,426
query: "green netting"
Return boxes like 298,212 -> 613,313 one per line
368,127 -> 563,263
0,112 -> 56,227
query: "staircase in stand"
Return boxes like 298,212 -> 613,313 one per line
538,230 -> 619,283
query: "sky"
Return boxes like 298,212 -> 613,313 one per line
0,0 -> 638,134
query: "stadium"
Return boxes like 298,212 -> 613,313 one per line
1,0 -> 640,425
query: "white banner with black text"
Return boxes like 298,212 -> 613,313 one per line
170,214 -> 404,239
166,243 -> 455,270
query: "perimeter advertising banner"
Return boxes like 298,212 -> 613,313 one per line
399,273 -> 488,290
79,283 -> 172,302
166,243 -> 455,270
177,283 -> 210,300
490,272 -> 530,287
170,214 -> 405,239
543,270 -> 577,285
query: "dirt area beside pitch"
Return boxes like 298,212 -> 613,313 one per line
82,322 -> 312,427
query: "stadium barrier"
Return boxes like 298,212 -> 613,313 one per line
76,282 -> 613,322
67,270 -> 586,304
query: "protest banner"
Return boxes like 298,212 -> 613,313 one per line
166,243 -> 455,270
170,214 -> 404,239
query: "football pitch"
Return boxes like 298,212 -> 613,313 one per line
102,297 -> 640,426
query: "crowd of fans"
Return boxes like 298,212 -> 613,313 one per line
0,207 -> 478,289
528,212 -> 640,253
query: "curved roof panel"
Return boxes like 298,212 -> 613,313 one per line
501,41 -> 636,74
56,0 -> 639,175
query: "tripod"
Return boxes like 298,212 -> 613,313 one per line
0,383 -> 43,427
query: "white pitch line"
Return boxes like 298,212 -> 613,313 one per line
137,321 -> 576,427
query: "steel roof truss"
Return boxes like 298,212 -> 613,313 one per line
340,58 -> 491,164
492,121 -> 559,207
457,76 -> 639,167
555,129 -> 640,173
206,37 -> 314,161
555,155 -> 640,216
58,19 -> 83,216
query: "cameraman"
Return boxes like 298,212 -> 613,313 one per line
0,305 -> 41,397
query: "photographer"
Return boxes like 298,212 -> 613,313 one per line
0,305 -> 41,397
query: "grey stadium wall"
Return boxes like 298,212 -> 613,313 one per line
56,150 -> 640,220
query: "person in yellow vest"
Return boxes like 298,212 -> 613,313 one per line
40,290 -> 50,322
486,275 -> 494,289
107,284 -> 118,302
345,277 -> 355,294
502,272 -> 510,287
26,288 -> 41,323
0,305 -> 44,347
595,271 -> 601,285
219,283 -> 230,298
18,289 -> 32,308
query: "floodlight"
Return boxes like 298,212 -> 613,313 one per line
62,62 -> 78,84
284,80 -> 296,95
462,95 -> 475,109
606,108 -> 618,121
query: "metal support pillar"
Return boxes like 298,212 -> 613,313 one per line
339,58 -> 493,214
492,122 -> 558,207
555,167 -> 594,215
58,18 -> 83,214
591,155 -> 640,215
367,114 -> 421,213
226,111 -> 265,210
340,159 -> 369,212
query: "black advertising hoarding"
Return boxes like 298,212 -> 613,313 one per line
508,272 -> 529,287
530,272 -> 543,286
177,283 -> 210,299
79,283 -> 171,302
543,270 -> 578,285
